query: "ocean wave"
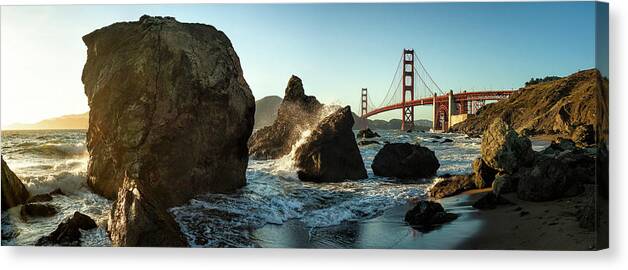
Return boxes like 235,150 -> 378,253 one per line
22,171 -> 88,195
16,143 -> 87,158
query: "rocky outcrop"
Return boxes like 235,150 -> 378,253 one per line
404,201 -> 457,230
472,193 -> 512,210
428,175 -> 475,199
254,96 -> 283,129
480,119 -> 535,174
20,203 -> 57,219
450,69 -> 609,145
36,212 -> 97,246
1,157 -> 30,211
294,106 -> 367,182
356,128 -> 380,139
371,143 -> 440,179
516,156 -> 583,201
82,15 -> 255,246
248,76 -> 324,159
491,173 -> 519,196
472,157 -> 498,189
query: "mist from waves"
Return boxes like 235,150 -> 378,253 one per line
1,130 -> 111,246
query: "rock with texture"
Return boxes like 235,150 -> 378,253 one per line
491,173 -> 519,196
20,203 -> 57,219
480,118 -> 535,174
472,157 -> 498,189
82,15 -> 254,246
36,212 -> 97,246
516,156 -> 582,201
294,106 -> 367,182
248,76 -> 323,160
428,174 -> 475,199
356,128 -> 380,139
1,157 -> 30,211
371,143 -> 440,179
404,201 -> 457,230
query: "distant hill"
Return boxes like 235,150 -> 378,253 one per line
254,96 -> 283,129
351,112 -> 432,131
4,112 -> 89,130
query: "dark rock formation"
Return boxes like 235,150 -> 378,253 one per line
82,15 -> 254,246
404,200 -> 457,230
356,128 -> 380,139
26,194 -> 53,204
571,124 -> 595,147
36,211 -> 97,246
248,76 -> 324,160
480,118 -> 535,174
428,174 -> 475,199
294,106 -> 367,182
1,157 -> 30,211
371,143 -> 440,179
440,138 -> 453,143
491,173 -> 519,196
254,96 -> 283,129
472,193 -> 512,210
20,203 -> 57,218
357,140 -> 380,146
450,69 -> 609,144
516,156 -> 582,201
472,157 -> 498,189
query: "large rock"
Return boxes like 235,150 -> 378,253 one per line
404,200 -> 457,230
294,106 -> 367,182
516,156 -> 582,201
36,211 -> 98,246
472,157 -> 498,189
428,174 -> 475,199
356,128 -> 380,139
1,157 -> 30,211
248,76 -> 323,159
20,203 -> 57,219
491,173 -> 519,196
82,15 -> 254,246
480,118 -> 535,174
371,143 -> 440,179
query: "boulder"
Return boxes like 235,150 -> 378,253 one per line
36,211 -> 97,246
491,173 -> 519,196
1,157 -> 30,211
82,15 -> 254,246
294,106 -> 367,182
472,157 -> 498,189
356,128 -> 380,139
371,143 -> 440,179
248,76 -> 323,160
517,156 -> 582,201
428,174 -> 475,199
480,118 -> 535,174
472,193 -> 512,210
20,203 -> 57,218
404,200 -> 457,230
26,194 -> 53,204
571,124 -> 595,147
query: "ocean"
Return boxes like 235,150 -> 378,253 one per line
0,129 -> 549,247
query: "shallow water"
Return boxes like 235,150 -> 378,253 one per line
2,129 -> 484,247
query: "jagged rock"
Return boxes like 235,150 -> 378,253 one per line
357,140 -> 380,146
404,200 -> 457,230
480,118 -> 535,174
20,203 -> 57,219
572,124 -> 595,147
472,193 -> 512,210
26,194 -> 53,204
517,156 -> 582,201
248,76 -> 323,160
82,15 -> 254,246
492,173 -> 519,196
356,128 -> 380,139
371,143 -> 440,179
36,211 -> 97,246
540,138 -> 577,156
428,174 -> 475,199
472,157 -> 498,189
1,157 -> 30,211
294,106 -> 367,182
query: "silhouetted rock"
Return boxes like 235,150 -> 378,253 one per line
1,157 -> 30,211
428,174 -> 475,199
472,193 -> 512,210
82,15 -> 254,246
294,106 -> 367,182
36,211 -> 97,246
357,140 -> 380,146
472,157 -> 498,189
404,201 -> 457,230
371,143 -> 440,179
248,76 -> 324,160
26,194 -> 53,204
20,203 -> 57,219
480,118 -> 535,174
356,128 -> 380,139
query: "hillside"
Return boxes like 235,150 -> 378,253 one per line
254,95 -> 283,129
351,112 -> 432,130
450,69 -> 608,143
4,112 -> 89,130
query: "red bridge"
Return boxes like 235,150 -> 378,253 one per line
359,49 -> 515,131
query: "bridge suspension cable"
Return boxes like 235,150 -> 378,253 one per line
413,51 -> 445,95
374,54 -> 404,109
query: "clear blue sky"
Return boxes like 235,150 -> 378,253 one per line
0,2 -> 608,126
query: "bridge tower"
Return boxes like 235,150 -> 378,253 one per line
401,49 -> 415,131
360,88 -> 368,129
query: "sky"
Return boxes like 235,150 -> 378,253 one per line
0,2 -> 608,128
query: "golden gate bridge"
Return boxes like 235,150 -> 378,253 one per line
359,49 -> 515,131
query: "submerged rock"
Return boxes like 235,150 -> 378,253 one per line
82,15 -> 254,246
371,143 -> 440,179
1,157 -> 30,211
480,118 -> 535,174
36,211 -> 97,246
248,76 -> 323,160
356,128 -> 380,139
20,203 -> 57,219
294,106 -> 367,182
26,194 -> 53,204
428,174 -> 475,199
404,200 -> 457,230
